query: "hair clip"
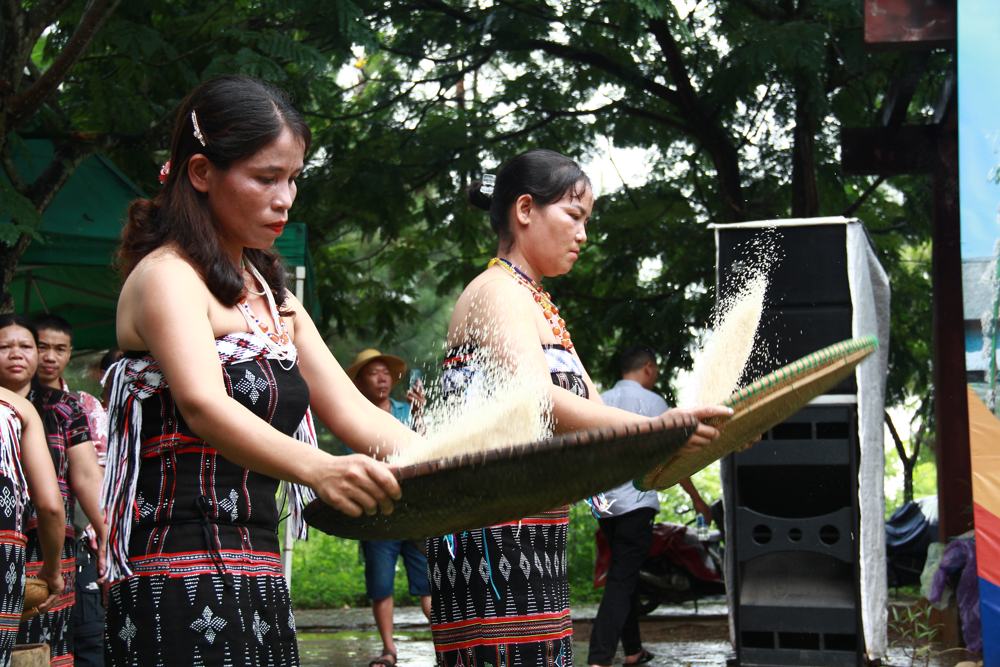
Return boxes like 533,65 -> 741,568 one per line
191,110 -> 206,147
158,160 -> 171,185
481,173 -> 496,197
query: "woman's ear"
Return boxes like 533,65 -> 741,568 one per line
187,154 -> 212,193
514,193 -> 533,227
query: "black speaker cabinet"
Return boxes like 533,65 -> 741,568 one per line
716,222 -> 868,666
725,406 -> 862,666
716,223 -> 856,394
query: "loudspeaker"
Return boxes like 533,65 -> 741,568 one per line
717,222 -> 867,666
727,406 -> 862,666
717,223 -> 856,394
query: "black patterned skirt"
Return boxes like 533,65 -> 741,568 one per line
0,529 -> 26,667
428,507 -> 573,667
104,523 -> 297,666
17,532 -> 75,666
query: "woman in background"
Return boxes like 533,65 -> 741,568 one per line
429,149 -> 730,666
0,387 -> 66,666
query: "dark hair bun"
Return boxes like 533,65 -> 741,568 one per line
468,180 -> 492,212
126,198 -> 158,229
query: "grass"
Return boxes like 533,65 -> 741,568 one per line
290,502 -> 607,609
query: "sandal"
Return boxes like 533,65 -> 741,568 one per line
368,652 -> 397,667
623,649 -> 654,665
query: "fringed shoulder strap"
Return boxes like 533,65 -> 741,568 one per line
101,356 -> 161,581
0,401 -> 29,521
287,408 -> 318,539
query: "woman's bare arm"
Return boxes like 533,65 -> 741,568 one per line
67,443 -> 107,575
466,279 -> 730,438
287,293 -> 419,459
9,396 -> 65,611
120,257 -> 400,517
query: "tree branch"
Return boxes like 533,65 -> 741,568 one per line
619,103 -> 690,134
14,0 -> 76,73
25,141 -> 92,213
842,175 -> 887,217
737,82 -> 776,149
412,0 -> 477,26
885,410 -> 908,464
518,38 -> 680,105
9,0 -> 122,125
648,17 -> 745,220
734,0 -> 789,21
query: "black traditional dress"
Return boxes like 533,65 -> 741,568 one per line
0,401 -> 29,667
428,344 -> 588,667
20,384 -> 91,666
102,270 -> 316,666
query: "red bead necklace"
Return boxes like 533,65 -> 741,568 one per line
488,257 -> 575,351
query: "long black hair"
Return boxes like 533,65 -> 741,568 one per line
119,75 -> 312,306
469,149 -> 591,250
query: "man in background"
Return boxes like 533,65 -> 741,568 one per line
347,348 -> 429,667
34,314 -> 106,666
35,315 -> 107,465
588,345 -> 710,667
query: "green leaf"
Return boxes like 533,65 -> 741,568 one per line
0,179 -> 42,245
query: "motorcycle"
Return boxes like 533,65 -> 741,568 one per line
885,495 -> 939,588
593,501 -> 726,615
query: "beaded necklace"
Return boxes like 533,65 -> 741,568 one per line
488,257 -> 575,351
240,256 -> 266,296
237,262 -> 294,369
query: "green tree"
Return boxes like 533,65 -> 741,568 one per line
336,0 -> 939,398
4,0 -> 941,412
1,0 -> 122,309
1,0 -> 366,309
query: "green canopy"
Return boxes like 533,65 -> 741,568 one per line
7,138 -> 319,350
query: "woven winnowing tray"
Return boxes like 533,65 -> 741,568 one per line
637,336 -> 879,491
305,411 -> 698,540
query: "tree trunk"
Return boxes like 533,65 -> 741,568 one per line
0,234 -> 32,314
791,76 -> 819,217
903,461 -> 914,505
886,410 -> 921,505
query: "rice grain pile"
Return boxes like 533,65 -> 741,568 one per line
390,343 -> 553,467
679,230 -> 780,407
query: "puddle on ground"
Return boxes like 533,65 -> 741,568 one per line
295,604 -> 976,667
297,632 -> 731,666
297,631 -> 974,667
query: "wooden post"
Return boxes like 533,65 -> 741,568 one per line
932,125 -> 974,539
842,119 -> 972,539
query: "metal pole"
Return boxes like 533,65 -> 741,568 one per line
282,265 -> 308,586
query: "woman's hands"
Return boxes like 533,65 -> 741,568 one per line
306,453 -> 402,517
35,562 -> 64,614
662,405 -> 734,455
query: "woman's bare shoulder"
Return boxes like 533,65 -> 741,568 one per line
447,271 -> 535,343
0,388 -> 37,423
122,246 -> 207,298
117,247 -> 211,349
458,271 -> 530,307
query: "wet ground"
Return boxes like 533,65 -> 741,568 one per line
296,601 -> 729,666
294,600 -> 978,666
